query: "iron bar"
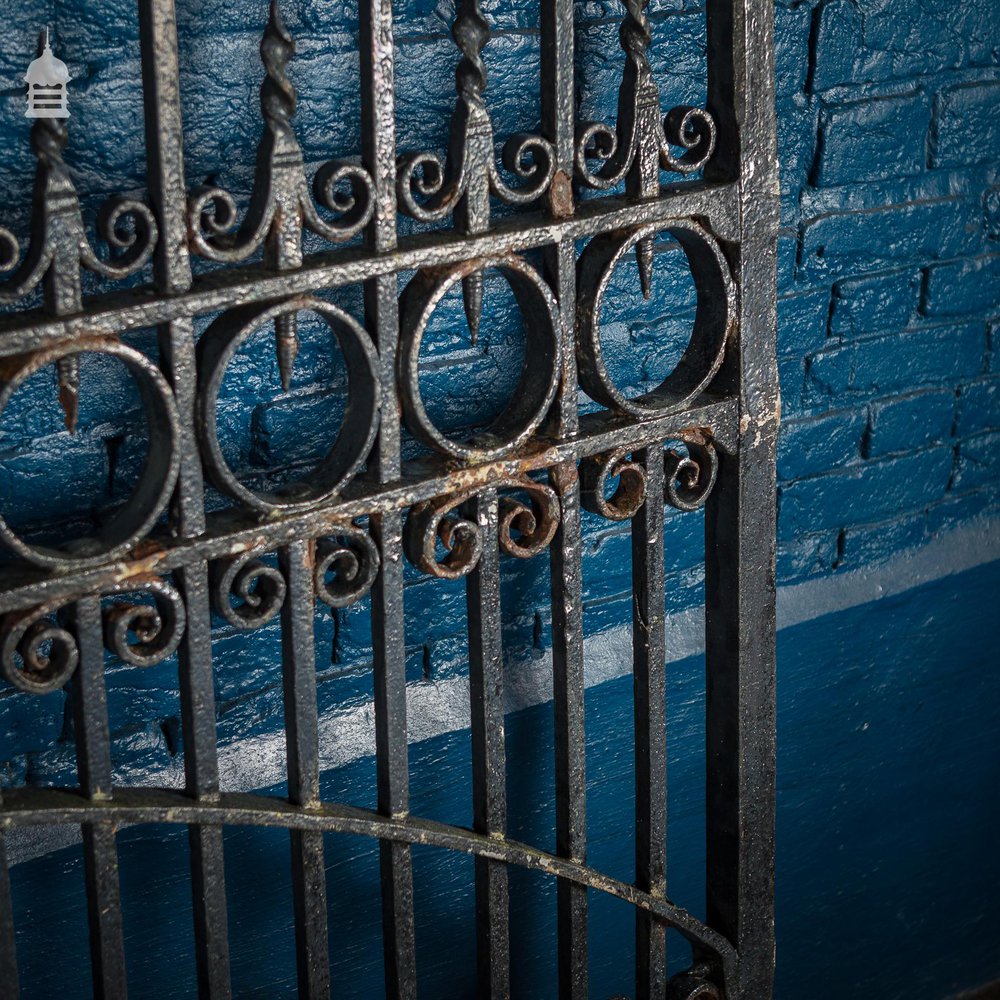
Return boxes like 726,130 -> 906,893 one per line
466,489 -> 511,998
279,541 -> 330,998
360,0 -> 419,988
632,447 -> 668,998
540,0 -> 589,985
0,801 -> 18,1000
72,596 -> 128,1000
138,2 -> 233,994
703,0 -> 780,995
0,183 -> 738,357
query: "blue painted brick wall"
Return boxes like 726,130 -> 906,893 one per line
0,0 -> 997,889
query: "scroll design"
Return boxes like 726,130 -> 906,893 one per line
574,0 -> 716,298
0,577 -> 186,694
580,447 -> 647,521
664,438 -> 717,512
0,37 -> 157,434
579,434 -> 719,519
187,0 -> 375,390
396,0 -> 555,343
101,578 -> 186,668
211,550 -> 287,630
665,964 -> 723,999
404,477 -> 560,580
315,525 -> 380,609
0,601 -> 79,695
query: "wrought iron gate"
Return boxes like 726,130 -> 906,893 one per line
0,0 -> 777,995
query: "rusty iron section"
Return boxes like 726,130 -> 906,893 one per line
0,0 -> 779,996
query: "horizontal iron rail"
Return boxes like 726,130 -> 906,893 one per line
0,396 -> 736,614
0,183 -> 737,357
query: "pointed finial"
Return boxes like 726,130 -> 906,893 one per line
636,237 -> 653,300
462,271 -> 483,346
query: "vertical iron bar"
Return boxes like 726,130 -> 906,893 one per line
359,0 -> 418,993
279,541 -> 330,999
466,489 -> 510,999
73,595 -> 127,1000
138,2 -> 232,996
632,449 -> 667,999
0,793 -> 19,1000
704,0 -> 779,994
541,0 -> 587,988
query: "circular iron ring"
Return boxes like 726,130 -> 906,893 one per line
398,256 -> 561,462
0,339 -> 180,569
197,296 -> 381,513
576,221 -> 735,416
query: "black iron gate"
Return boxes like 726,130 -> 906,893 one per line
0,0 -> 778,995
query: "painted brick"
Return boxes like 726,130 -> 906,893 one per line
778,290 -> 830,357
954,430 -> 1000,491
926,486 -> 1000,536
815,93 -> 929,187
778,231 -> 799,287
799,199 -> 981,281
809,0 -> 997,93
778,355 -> 807,416
830,269 -> 921,338
806,322 -> 985,402
775,5 -> 812,101
956,378 -> 1000,436
866,389 -> 955,457
777,100 -> 817,198
0,436 -> 108,526
776,530 -> 839,582
778,446 -> 954,536
840,511 -> 926,568
931,81 -> 1000,169
810,0 -> 863,94
778,409 -> 867,482
923,256 -> 1000,318
986,186 -> 1000,244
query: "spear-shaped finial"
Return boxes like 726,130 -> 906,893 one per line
463,271 -> 483,346
636,238 -> 653,300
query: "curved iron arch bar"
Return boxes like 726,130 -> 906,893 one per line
1,784 -> 737,989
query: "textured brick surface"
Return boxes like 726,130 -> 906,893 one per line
815,92 -> 929,186
931,82 -> 1000,169
866,390 -> 956,457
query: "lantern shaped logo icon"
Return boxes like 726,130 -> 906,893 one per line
24,30 -> 70,119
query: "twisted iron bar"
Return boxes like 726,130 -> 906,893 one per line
187,0 -> 374,390
396,0 -> 555,344
0,34 -> 157,435
574,0 -> 716,299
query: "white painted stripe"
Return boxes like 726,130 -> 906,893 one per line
8,514 -> 999,866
